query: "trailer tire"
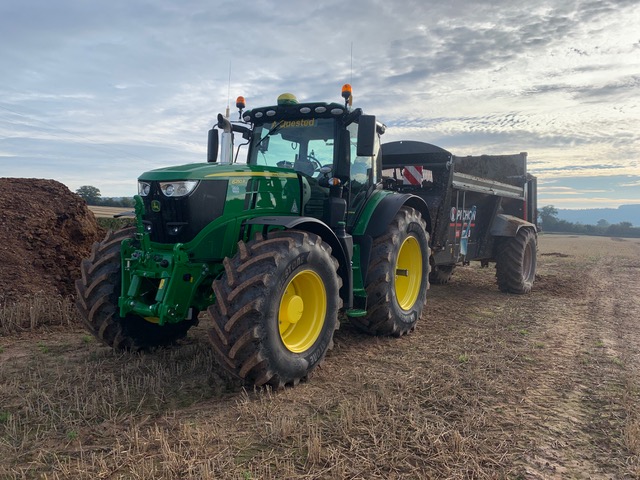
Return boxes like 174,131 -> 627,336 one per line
75,227 -> 197,350
208,230 -> 341,388
352,206 -> 430,336
495,228 -> 537,294
430,264 -> 455,285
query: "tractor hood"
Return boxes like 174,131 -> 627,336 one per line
136,162 -> 304,247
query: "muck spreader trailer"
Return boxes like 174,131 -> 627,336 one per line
76,85 -> 537,388
381,141 -> 538,291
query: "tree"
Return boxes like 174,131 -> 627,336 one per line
607,221 -> 634,237
76,185 -> 102,205
596,219 -> 609,228
538,205 -> 559,229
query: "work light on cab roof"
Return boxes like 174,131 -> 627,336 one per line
239,86 -> 354,123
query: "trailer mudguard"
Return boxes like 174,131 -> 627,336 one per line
490,214 -> 537,237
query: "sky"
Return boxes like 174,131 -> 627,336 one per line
1,0 -> 639,210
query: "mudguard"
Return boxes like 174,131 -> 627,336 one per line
490,214 -> 537,237
352,192 -> 430,288
358,193 -> 431,238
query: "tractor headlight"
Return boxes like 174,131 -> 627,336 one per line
159,180 -> 199,197
138,181 -> 151,196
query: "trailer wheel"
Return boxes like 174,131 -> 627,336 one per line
495,228 -> 537,294
430,264 -> 455,285
208,230 -> 341,388
75,227 -> 197,350
352,206 -> 430,336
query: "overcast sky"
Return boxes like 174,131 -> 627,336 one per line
1,0 -> 639,209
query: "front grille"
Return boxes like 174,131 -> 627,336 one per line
142,180 -> 228,243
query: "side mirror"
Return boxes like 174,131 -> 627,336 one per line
356,115 -> 376,157
207,128 -> 218,163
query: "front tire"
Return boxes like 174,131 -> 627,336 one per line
495,228 -> 537,294
352,206 -> 430,336
75,227 -> 197,350
207,230 -> 341,388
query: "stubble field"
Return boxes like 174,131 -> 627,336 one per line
87,206 -> 133,218
1,234 -> 639,479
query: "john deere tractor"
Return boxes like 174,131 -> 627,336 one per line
76,86 -> 431,388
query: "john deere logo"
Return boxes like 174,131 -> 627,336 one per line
151,200 -> 161,212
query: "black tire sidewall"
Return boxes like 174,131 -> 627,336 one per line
78,227 -> 196,349
260,241 -> 340,380
358,206 -> 430,336
496,228 -> 537,294
388,220 -> 430,327
521,230 -> 537,287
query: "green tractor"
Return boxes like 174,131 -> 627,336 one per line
76,86 -> 431,388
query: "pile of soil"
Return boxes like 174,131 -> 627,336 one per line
0,178 -> 104,302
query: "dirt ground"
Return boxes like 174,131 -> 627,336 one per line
1,233 -> 639,479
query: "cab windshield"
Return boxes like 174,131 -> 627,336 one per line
248,118 -> 336,177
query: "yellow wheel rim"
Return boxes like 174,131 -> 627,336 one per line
278,270 -> 326,353
395,235 -> 423,310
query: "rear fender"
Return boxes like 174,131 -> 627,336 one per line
356,192 -> 431,238
353,193 -> 431,287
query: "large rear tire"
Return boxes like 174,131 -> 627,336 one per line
75,227 -> 197,350
495,228 -> 537,294
351,206 -> 430,336
208,230 -> 341,388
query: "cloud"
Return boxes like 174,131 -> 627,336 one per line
538,187 -> 608,195
540,197 -> 640,209
619,180 -> 640,187
0,0 -> 639,209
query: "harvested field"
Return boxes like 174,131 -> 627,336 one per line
1,234 -> 639,479
87,206 -> 133,218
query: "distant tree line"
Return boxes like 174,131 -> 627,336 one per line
73,188 -> 640,238
75,185 -> 135,208
538,205 -> 640,238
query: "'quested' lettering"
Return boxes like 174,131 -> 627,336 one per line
272,119 -> 317,129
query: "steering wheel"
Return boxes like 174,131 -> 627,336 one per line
306,152 -> 322,172
308,157 -> 322,172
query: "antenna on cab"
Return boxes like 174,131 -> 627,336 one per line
342,43 -> 354,109
225,61 -> 232,119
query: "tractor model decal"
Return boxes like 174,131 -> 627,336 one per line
271,118 -> 317,129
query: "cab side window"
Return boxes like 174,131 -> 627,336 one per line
346,122 -> 377,226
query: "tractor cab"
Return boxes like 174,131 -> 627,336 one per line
209,87 -> 382,231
